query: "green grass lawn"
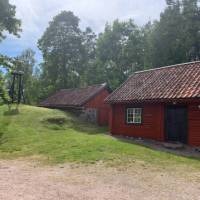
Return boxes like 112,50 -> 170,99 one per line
0,105 -> 199,168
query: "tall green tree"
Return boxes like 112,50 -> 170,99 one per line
38,11 -> 95,97
94,19 -> 144,89
141,22 -> 155,69
151,0 -> 184,67
81,27 -> 97,86
181,0 -> 200,60
150,0 -> 200,67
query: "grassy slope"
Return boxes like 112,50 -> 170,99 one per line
0,105 -> 199,167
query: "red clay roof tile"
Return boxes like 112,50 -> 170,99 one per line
106,61 -> 200,103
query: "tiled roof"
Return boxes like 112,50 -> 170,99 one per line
106,61 -> 200,103
40,83 -> 107,108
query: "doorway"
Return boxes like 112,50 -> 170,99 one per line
165,106 -> 188,144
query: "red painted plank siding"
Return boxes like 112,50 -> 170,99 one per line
188,104 -> 200,146
85,89 -> 110,126
109,102 -> 200,146
110,104 -> 165,141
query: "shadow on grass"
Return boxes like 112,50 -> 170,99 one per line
4,109 -> 19,116
115,136 -> 200,162
0,131 -> 7,145
0,131 -> 4,139
42,111 -> 108,135
68,117 -> 108,135
0,119 -> 10,145
63,112 -> 108,135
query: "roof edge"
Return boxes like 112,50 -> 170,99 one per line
135,60 -> 200,74
60,83 -> 107,92
40,83 -> 108,107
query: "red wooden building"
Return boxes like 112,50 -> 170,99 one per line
106,61 -> 200,146
40,83 -> 110,126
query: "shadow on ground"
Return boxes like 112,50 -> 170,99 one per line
42,112 -> 108,135
3,109 -> 19,116
115,136 -> 200,161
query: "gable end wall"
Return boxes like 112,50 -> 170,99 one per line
84,89 -> 110,126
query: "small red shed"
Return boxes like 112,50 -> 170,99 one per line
106,61 -> 200,146
40,83 -> 111,126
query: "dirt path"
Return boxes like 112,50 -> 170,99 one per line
0,159 -> 200,200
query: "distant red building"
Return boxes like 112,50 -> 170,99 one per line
40,83 -> 111,126
106,61 -> 200,146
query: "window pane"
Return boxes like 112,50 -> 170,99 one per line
126,108 -> 142,124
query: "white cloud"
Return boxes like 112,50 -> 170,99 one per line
0,0 -> 166,62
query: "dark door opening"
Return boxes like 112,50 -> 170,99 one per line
165,106 -> 188,144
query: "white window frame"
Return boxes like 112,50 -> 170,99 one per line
126,108 -> 142,124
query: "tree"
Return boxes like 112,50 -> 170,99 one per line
150,0 -> 200,67
151,0 -> 184,67
141,22 -> 155,69
94,19 -> 144,89
0,0 -> 21,41
181,0 -> 200,60
38,11 -> 91,97
81,27 -> 97,86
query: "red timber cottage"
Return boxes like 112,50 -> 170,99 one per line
40,83 -> 110,126
105,61 -> 200,146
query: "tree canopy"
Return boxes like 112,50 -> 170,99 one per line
93,19 -> 145,89
151,0 -> 200,67
38,11 -> 96,97
0,0 -> 21,41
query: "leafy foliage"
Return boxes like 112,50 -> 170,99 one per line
0,0 -> 21,41
151,0 -> 200,67
93,20 -> 145,89
0,0 -> 22,105
38,11 -> 96,98
0,72 -> 10,104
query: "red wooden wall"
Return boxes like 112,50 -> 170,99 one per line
109,102 -> 200,146
109,103 -> 165,141
85,89 -> 110,126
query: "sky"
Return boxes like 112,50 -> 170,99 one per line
0,0 -> 166,64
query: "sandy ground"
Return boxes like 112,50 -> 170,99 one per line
0,159 -> 200,200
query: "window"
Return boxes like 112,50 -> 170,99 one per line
126,108 -> 142,124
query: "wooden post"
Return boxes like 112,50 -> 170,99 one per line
17,74 -> 22,104
10,71 -> 24,104
10,73 -> 16,103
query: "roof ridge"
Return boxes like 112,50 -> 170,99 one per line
40,83 -> 109,107
134,60 -> 200,74
60,83 -> 107,91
